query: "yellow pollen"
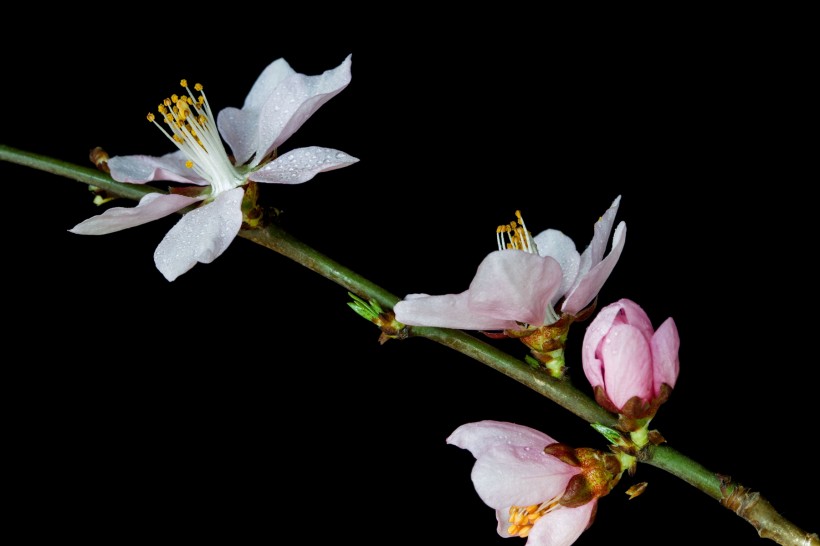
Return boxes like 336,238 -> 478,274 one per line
180,79 -> 188,87
163,98 -> 172,107
506,501 -> 559,538
146,112 -> 155,122
158,104 -> 167,115
185,160 -> 194,168
194,83 -> 203,91
496,210 -> 537,253
171,94 -> 179,103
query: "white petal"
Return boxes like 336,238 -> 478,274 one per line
248,147 -> 359,185
69,193 -> 199,235
532,229 -> 580,301
153,188 -> 244,281
447,420 -> 558,458
108,151 -> 209,185
528,502 -> 596,546
471,445 -> 578,509
242,58 -> 297,111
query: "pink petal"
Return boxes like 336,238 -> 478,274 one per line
600,323 -> 653,409
153,188 -> 244,281
651,317 -> 680,393
69,193 -> 199,235
527,501 -> 596,546
532,229 -> 580,300
107,152 -> 209,185
447,421 -> 558,458
393,292 -> 519,330
576,195 -> 622,277
613,297 -> 654,339
467,250 -> 563,327
471,444 -> 579,509
218,54 -> 352,167
581,303 -> 624,388
248,146 -> 359,184
561,221 -> 626,316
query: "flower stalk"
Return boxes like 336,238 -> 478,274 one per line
1,144 -> 816,546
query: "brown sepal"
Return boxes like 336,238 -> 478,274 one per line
543,443 -> 580,466
559,473 -> 596,508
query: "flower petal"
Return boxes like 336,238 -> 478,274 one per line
241,58 -> 298,111
153,187 -> 244,281
218,54 -> 352,167
69,193 -> 199,235
447,421 -> 558,458
527,502 -> 596,546
107,151 -> 209,185
467,250 -> 563,327
532,229 -> 580,301
600,323 -> 653,408
470,444 -> 579,509
394,292 -> 519,330
651,317 -> 680,393
576,195 -> 621,277
561,221 -> 626,316
248,147 -> 359,184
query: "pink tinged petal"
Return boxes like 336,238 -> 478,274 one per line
107,152 -> 209,185
446,421 -> 558,458
467,251 -> 563,327
532,229 -> 580,301
153,187 -> 244,281
527,501 -> 596,546
582,300 -> 634,388
579,195 -> 622,272
68,193 -> 199,235
600,323 -> 653,409
615,297 -> 654,339
561,221 -> 626,316
255,54 -> 353,164
393,292 -> 519,330
247,147 -> 359,185
217,59 -> 297,166
218,54 -> 353,167
471,445 -> 579,509
651,317 -> 680,393
241,58 -> 297,111
495,509 -> 516,538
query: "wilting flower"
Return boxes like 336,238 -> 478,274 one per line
70,55 -> 358,281
582,298 -> 680,421
448,421 -> 607,546
393,196 -> 625,331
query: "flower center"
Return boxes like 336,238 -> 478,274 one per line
147,80 -> 245,195
496,210 -> 538,254
506,499 -> 560,538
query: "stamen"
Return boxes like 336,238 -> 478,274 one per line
496,211 -> 538,254
506,499 -> 561,538
145,78 -> 245,194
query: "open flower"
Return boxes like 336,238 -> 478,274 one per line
70,55 -> 358,281
394,196 -> 625,331
447,421 -> 598,545
582,298 -> 680,421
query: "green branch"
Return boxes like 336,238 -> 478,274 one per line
2,144 -> 816,546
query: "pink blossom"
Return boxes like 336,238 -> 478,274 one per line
582,298 -> 680,417
448,421 -> 596,545
394,197 -> 625,330
70,55 -> 358,281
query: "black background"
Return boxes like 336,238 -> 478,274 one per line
2,8 -> 816,544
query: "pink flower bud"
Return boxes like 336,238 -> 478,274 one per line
582,299 -> 680,419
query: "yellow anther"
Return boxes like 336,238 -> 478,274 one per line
518,526 -> 532,538
507,524 -> 521,535
185,160 -> 194,168
173,134 -> 183,143
163,98 -> 172,107
158,104 -> 167,115
165,114 -> 174,123
180,79 -> 188,88
198,114 -> 207,125
194,83 -> 203,91
146,112 -> 155,122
